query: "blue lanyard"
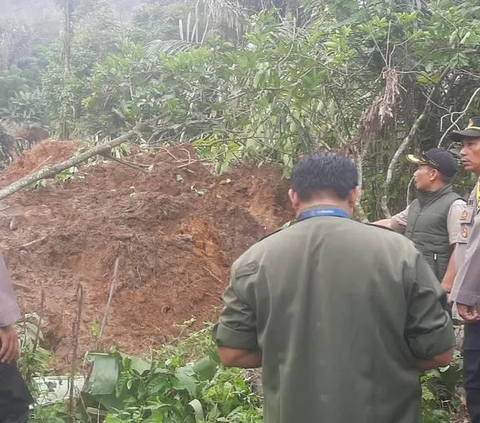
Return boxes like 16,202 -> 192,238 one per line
297,207 -> 350,223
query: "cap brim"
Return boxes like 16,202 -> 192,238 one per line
450,129 -> 480,142
406,154 -> 426,165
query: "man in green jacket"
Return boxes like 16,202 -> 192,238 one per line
214,152 -> 455,423
375,148 -> 464,293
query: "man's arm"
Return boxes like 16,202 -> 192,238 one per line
443,200 -> 465,293
404,251 -> 456,370
374,206 -> 408,234
451,213 -> 480,322
0,251 -> 21,364
214,259 -> 261,369
374,218 -> 392,228
441,247 -> 456,294
0,252 -> 21,328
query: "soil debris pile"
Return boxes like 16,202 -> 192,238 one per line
0,140 -> 292,370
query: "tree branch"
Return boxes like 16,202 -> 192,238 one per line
0,127 -> 139,201
380,66 -> 450,218
354,142 -> 371,223
438,86 -> 480,147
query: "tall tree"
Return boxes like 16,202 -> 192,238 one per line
58,0 -> 75,139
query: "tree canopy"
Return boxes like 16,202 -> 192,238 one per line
1,0 -> 480,219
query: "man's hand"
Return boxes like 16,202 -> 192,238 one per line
457,303 -> 480,323
416,347 -> 454,371
441,280 -> 453,297
217,347 -> 262,368
0,325 -> 19,364
442,288 -> 453,307
445,295 -> 453,307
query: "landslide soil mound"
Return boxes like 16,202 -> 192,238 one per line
0,140 -> 292,370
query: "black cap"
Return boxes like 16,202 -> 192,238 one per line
406,148 -> 458,177
450,117 -> 480,142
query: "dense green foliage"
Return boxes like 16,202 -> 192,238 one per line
24,323 -> 264,422
19,320 -> 463,422
2,0 -> 480,217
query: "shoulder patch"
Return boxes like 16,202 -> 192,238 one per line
365,223 -> 395,232
235,261 -> 259,279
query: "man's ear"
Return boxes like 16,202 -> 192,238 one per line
288,189 -> 300,212
430,168 -> 439,181
348,186 -> 360,209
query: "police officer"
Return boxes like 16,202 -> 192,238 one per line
0,249 -> 33,422
214,152 -> 455,423
375,148 -> 464,293
449,117 -> 480,422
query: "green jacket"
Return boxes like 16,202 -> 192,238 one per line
215,208 -> 455,423
405,185 -> 462,281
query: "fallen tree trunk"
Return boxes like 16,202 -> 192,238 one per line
0,128 -> 138,201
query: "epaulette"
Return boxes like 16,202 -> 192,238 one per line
365,223 -> 396,232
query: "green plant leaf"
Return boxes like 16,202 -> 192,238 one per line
174,366 -> 200,397
84,353 -> 119,395
192,356 -> 218,381
189,399 -> 205,422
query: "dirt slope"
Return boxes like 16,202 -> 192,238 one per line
0,140 -> 292,370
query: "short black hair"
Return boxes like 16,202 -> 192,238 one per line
291,152 -> 358,201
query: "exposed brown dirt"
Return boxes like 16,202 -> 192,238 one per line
0,140 -> 292,371
3,139 -> 84,182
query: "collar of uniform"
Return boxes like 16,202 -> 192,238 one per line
296,204 -> 349,218
417,184 -> 453,208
